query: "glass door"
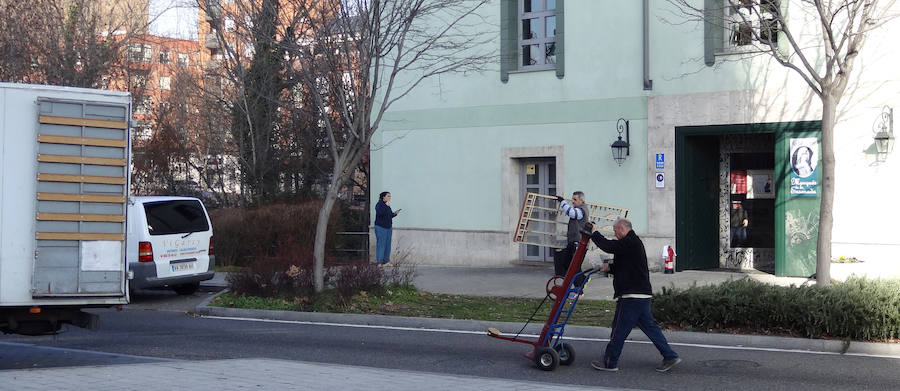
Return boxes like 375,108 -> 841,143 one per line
521,158 -> 556,262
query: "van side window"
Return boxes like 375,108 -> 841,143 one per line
143,200 -> 210,235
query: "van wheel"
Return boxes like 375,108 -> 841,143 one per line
173,282 -> 200,295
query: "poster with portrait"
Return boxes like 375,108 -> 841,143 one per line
789,138 -> 818,197
746,170 -> 775,199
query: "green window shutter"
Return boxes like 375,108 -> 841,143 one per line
776,0 -> 789,60
555,0 -> 564,79
703,0 -> 723,66
500,0 -> 518,83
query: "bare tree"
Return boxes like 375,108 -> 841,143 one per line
201,0 -> 299,205
131,67 -> 233,202
669,0 -> 897,285
0,0 -> 151,87
279,0 -> 495,292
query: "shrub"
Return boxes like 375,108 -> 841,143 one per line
225,244 -> 330,300
378,246 -> 417,286
332,262 -> 384,305
228,244 -> 418,309
208,201 -> 344,267
653,277 -> 900,341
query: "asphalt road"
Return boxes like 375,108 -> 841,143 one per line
2,294 -> 899,391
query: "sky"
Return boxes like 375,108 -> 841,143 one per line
148,0 -> 199,40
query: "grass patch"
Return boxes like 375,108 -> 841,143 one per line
210,285 -> 617,327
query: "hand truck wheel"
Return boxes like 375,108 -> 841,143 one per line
534,347 -> 560,371
555,342 -> 576,366
545,276 -> 565,300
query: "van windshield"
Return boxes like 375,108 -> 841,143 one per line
143,200 -> 209,236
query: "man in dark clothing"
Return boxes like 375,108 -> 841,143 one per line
587,218 -> 681,373
730,201 -> 748,247
554,191 -> 590,287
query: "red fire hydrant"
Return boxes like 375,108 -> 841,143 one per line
664,245 -> 675,274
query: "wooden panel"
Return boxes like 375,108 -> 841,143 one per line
38,154 -> 126,166
37,135 -> 126,148
37,192 -> 125,203
39,115 -> 128,130
37,213 -> 124,222
36,233 -> 125,241
514,192 -> 628,248
37,173 -> 125,185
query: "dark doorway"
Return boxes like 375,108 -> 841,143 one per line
729,153 -> 775,249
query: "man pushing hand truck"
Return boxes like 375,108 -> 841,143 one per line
586,219 -> 682,373
489,219 -> 682,373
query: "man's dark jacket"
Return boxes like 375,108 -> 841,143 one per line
589,230 -> 652,299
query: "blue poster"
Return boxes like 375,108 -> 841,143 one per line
655,153 -> 665,170
789,138 -> 818,197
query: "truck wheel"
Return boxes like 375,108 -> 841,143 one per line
173,282 -> 200,295
534,347 -> 559,371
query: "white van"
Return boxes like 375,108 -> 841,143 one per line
127,196 -> 215,295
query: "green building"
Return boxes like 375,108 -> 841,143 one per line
371,0 -> 899,277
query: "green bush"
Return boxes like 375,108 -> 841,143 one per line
653,277 -> 900,341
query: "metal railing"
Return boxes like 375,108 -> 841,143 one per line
332,231 -> 369,259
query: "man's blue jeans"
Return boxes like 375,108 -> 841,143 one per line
601,298 -> 678,369
732,226 -> 748,246
374,225 -> 392,264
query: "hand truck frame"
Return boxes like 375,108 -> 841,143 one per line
487,230 -> 603,371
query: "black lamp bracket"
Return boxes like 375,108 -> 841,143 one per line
617,118 -> 630,156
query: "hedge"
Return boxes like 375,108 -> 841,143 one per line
652,277 -> 900,341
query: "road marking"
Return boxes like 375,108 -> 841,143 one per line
201,316 -> 900,360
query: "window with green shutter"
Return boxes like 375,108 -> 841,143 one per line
705,0 -> 787,66
501,0 -> 564,81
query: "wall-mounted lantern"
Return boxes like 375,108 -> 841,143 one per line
874,106 -> 894,161
611,118 -> 630,166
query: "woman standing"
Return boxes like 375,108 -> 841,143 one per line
374,191 -> 400,265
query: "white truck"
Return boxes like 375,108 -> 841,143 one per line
0,83 -> 131,335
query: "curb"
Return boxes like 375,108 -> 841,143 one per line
194,290 -> 900,358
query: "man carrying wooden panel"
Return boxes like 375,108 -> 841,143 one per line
554,191 -> 590,287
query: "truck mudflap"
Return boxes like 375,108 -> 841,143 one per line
1,307 -> 100,335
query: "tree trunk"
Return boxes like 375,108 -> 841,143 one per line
313,181 -> 340,293
816,92 -> 836,286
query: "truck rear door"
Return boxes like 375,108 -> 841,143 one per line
32,98 -> 129,296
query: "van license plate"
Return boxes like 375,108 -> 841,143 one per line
171,262 -> 196,272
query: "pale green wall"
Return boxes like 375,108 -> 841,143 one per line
373,111 -> 649,232
647,0 -> 822,96
385,1 -> 803,112
387,1 -> 649,112
374,1 -> 658,233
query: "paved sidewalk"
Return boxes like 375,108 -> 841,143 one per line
411,264 -> 813,301
0,358 -> 638,391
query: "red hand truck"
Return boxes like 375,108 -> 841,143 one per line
487,230 -> 603,371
